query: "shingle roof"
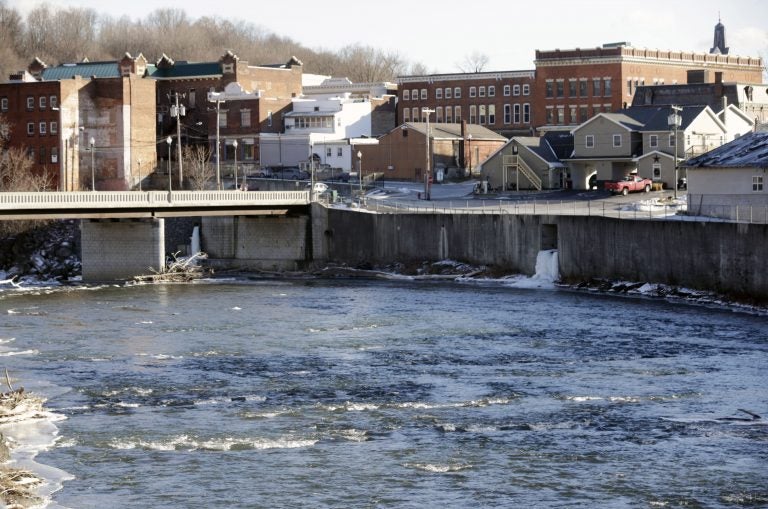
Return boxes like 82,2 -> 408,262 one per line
516,136 -> 562,164
40,61 -> 121,80
629,105 -> 707,132
683,131 -> 768,168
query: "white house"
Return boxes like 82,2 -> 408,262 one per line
683,130 -> 768,222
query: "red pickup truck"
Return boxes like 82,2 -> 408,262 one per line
604,175 -> 653,195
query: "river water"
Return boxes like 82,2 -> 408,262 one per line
1,272 -> 767,508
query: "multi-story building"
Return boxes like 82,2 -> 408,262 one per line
396,71 -> 536,138
397,21 -> 763,137
534,42 -> 763,131
0,53 -> 156,190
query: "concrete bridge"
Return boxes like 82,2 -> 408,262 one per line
0,191 -> 312,282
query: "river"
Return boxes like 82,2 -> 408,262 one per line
1,273 -> 766,508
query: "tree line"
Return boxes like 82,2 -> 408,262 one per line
0,2 -> 429,83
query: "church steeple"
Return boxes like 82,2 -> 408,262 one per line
710,14 -> 729,55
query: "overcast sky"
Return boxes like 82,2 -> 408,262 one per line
7,0 -> 768,72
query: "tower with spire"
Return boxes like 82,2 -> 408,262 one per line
710,14 -> 729,55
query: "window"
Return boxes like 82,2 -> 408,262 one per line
579,79 -> 588,97
420,89 -> 427,100
469,87 -> 476,98
522,84 -> 530,95
219,111 -> 227,128
613,134 -> 622,147
545,107 -> 554,124
454,87 -> 461,99
627,79 -> 633,96
592,78 -> 601,97
39,147 -> 46,164
568,79 -> 577,97
445,87 -> 452,99
411,107 -> 419,121
604,78 -> 612,97
479,105 -> 486,124
243,143 -> 254,160
445,106 -> 453,123
50,95 -> 57,108
488,86 -> 495,97
649,134 -> 658,148
27,122 -> 34,135
479,86 -> 486,97
39,122 -> 46,135
455,105 -> 461,121
403,89 -> 410,101
50,121 -> 57,134
585,135 -> 595,148
412,89 -> 418,100
1,97 -> 7,111
579,105 -> 588,123
326,147 -> 332,158
504,104 -> 511,124
569,105 -> 577,124
503,85 -> 511,96
753,176 -> 764,192
188,90 -> 195,107
513,103 -> 521,124
557,106 -> 565,124
26,96 -> 34,110
403,108 -> 410,122
240,109 -> 251,127
523,103 -> 530,124
436,106 -> 443,122
436,88 -> 442,100
556,80 -> 564,98
513,84 -> 521,96
669,133 -> 676,147
545,81 -> 554,98
39,96 -> 46,109
469,105 -> 477,124
51,147 -> 58,164
488,105 -> 496,124
267,111 -> 272,127
337,147 -> 343,157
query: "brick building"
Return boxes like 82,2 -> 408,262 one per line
150,51 -> 304,178
534,43 -> 763,131
0,54 -> 156,190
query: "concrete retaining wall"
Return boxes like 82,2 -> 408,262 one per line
202,215 -> 309,271
81,218 -> 164,281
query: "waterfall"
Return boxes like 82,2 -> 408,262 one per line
190,225 -> 201,259
505,249 -> 559,289
532,249 -> 559,283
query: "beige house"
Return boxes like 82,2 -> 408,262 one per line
566,105 -> 754,190
683,130 -> 768,222
479,133 -> 570,191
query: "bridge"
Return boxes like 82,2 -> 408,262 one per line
0,190 -> 311,220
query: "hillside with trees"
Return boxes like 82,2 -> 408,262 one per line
0,2 -> 428,83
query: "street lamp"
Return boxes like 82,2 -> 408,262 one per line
357,150 -> 363,201
668,105 -> 682,199
89,136 -> 95,191
233,139 -> 238,190
166,136 -> 173,191
422,107 -> 435,200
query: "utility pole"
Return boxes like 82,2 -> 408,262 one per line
421,107 -> 435,200
208,92 -> 224,190
171,91 -> 185,189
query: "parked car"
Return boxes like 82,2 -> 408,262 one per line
604,175 -> 652,195
273,167 -> 302,179
307,182 -> 329,194
256,167 -> 273,178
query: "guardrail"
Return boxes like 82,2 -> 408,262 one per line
0,190 -> 310,210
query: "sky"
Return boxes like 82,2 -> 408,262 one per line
7,0 -> 768,73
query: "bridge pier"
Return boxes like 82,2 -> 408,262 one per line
81,218 -> 165,281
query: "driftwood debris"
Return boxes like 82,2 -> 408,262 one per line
134,252 -> 210,283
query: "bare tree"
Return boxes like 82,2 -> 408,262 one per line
456,51 -> 489,73
183,146 -> 213,191
0,146 -> 53,191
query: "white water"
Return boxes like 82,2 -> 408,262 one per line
504,249 -> 559,289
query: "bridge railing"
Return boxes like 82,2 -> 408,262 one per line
0,190 -> 310,210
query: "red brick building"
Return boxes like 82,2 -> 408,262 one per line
534,43 -> 763,131
0,54 -> 156,190
397,71 -> 536,138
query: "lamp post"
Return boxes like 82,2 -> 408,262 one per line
357,150 -> 363,202
422,107 -> 435,200
170,91 -> 185,189
233,139 -> 238,190
668,105 -> 682,200
166,136 -> 173,191
89,136 -> 95,191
